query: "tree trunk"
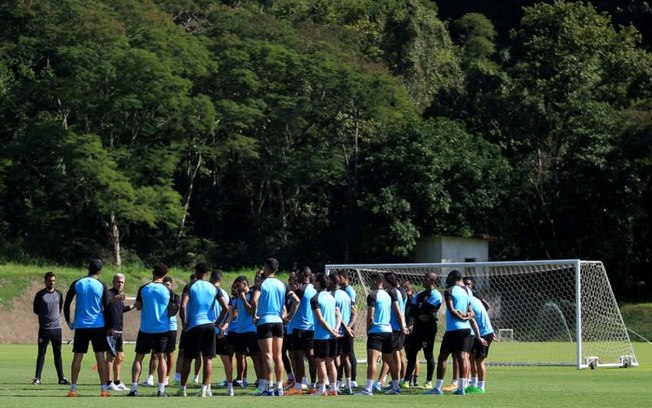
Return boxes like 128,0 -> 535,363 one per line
109,210 -> 122,269
177,152 -> 202,241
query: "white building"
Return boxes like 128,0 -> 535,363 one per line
414,235 -> 489,263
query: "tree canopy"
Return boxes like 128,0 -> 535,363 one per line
0,0 -> 650,300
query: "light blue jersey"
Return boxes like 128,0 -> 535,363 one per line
169,293 -> 180,331
257,277 -> 286,325
343,284 -> 357,304
333,289 -> 351,334
389,287 -> 407,331
288,283 -> 316,332
444,285 -> 472,332
137,282 -> 172,334
71,277 -> 108,329
226,297 -> 238,335
311,291 -> 338,340
367,289 -> 392,334
470,295 -> 493,336
187,280 -> 218,330
232,290 -> 256,333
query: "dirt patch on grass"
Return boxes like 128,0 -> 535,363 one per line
0,282 -> 141,344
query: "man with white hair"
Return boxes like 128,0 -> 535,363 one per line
106,273 -> 135,391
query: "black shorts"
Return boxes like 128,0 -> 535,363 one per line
166,330 -> 177,353
406,327 -> 437,352
337,333 -> 354,355
230,332 -> 259,356
257,323 -> 284,340
391,331 -> 405,352
135,331 -> 169,355
314,339 -> 337,359
38,328 -> 63,347
471,333 -> 494,359
73,327 -> 109,353
289,329 -> 314,351
184,323 -> 216,359
215,335 -> 230,356
178,330 -> 188,351
112,332 -> 124,353
367,332 -> 393,354
440,329 -> 473,355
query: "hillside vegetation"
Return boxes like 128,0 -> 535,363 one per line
0,1 -> 650,301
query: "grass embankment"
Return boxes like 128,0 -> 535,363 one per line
0,262 -> 266,308
620,303 -> 652,342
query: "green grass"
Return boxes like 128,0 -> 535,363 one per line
0,343 -> 650,407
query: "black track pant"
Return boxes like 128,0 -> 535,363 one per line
404,328 -> 437,383
35,328 -> 65,381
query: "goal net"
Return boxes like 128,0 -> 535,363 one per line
325,260 -> 638,369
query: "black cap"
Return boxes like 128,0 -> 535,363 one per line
88,259 -> 103,274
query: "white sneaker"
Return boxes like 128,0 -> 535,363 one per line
105,383 -> 117,391
227,388 -> 234,397
114,383 -> 128,391
351,381 -> 358,388
142,377 -> 154,386
193,375 -> 200,384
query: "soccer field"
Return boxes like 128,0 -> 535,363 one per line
0,344 -> 650,407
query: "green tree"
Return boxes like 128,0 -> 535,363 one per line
356,117 -> 510,260
0,0 -> 214,266
492,1 -> 652,276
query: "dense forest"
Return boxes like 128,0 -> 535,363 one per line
0,0 -> 650,300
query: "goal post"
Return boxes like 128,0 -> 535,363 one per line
325,259 -> 638,369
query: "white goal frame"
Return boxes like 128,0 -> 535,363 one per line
325,259 -> 638,369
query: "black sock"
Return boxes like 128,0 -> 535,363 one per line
114,380 -> 121,385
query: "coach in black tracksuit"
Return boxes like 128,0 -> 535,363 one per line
33,271 -> 69,385
403,272 -> 442,387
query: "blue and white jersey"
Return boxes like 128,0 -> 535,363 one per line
186,280 -> 219,330
411,288 -> 442,329
343,284 -> 357,304
333,289 -> 352,334
310,291 -> 337,340
470,295 -> 493,336
70,277 -> 109,329
210,287 -> 230,335
256,277 -> 286,325
288,283 -> 316,332
444,285 -> 472,332
389,287 -> 407,331
232,290 -> 256,333
367,289 -> 392,334
137,282 -> 172,334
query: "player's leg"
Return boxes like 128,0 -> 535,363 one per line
143,352 -> 156,385
34,329 -> 49,383
423,330 -> 436,386
50,329 -> 66,383
383,334 -> 401,394
68,328 -> 90,396
359,334 -> 381,396
302,330 -> 316,389
403,333 -> 420,385
271,324 -> 285,394
129,353 -> 146,395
